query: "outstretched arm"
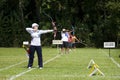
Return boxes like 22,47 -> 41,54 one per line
39,30 -> 54,34
26,28 -> 33,34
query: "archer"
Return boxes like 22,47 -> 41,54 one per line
26,23 -> 56,69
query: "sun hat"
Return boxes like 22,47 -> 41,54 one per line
32,23 -> 39,28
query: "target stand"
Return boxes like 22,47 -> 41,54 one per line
52,40 -> 63,54
104,42 -> 115,57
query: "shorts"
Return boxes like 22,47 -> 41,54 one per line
68,42 -> 72,48
61,41 -> 69,48
72,43 -> 76,48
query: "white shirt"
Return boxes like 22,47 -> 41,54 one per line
61,32 -> 69,42
26,28 -> 53,46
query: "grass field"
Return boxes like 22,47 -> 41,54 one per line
0,48 -> 120,80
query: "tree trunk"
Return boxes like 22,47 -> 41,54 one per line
35,0 -> 41,23
19,0 -> 25,28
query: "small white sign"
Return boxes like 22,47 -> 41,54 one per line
23,41 -> 29,45
104,42 -> 115,48
52,40 -> 63,44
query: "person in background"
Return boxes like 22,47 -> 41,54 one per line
26,23 -> 56,69
71,34 -> 80,49
61,28 -> 69,54
68,30 -> 73,51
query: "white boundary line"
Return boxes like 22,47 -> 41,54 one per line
9,55 -> 61,80
110,57 -> 120,68
0,60 -> 27,72
0,55 -> 38,72
9,74 -> 120,78
22,74 -> 120,78
100,49 -> 120,68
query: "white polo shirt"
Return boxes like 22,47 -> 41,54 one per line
26,28 -> 53,46
61,32 -> 69,42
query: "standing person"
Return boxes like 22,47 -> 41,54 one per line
61,29 -> 69,54
68,31 -> 73,50
26,23 -> 55,69
71,34 -> 80,49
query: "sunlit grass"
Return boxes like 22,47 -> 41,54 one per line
0,48 -> 120,80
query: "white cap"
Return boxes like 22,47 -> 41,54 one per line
62,29 -> 66,31
32,23 -> 39,28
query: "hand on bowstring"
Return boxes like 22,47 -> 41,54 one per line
52,21 -> 57,31
52,21 -> 57,39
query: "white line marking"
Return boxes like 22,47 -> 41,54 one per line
100,49 -> 120,68
9,55 -> 60,80
110,57 -> 120,68
0,60 -> 27,72
9,74 -> 120,78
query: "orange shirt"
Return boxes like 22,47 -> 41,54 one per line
72,36 -> 76,43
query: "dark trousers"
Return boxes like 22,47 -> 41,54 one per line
27,46 -> 43,67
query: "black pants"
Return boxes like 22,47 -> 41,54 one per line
27,46 -> 43,67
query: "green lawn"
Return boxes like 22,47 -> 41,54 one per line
0,48 -> 120,80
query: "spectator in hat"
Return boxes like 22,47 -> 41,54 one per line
61,28 -> 69,54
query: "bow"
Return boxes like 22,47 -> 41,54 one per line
52,21 -> 57,39
71,25 -> 75,35
43,12 -> 57,39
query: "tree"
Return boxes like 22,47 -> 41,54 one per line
0,0 -> 120,47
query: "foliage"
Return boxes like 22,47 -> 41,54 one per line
0,0 -> 120,47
